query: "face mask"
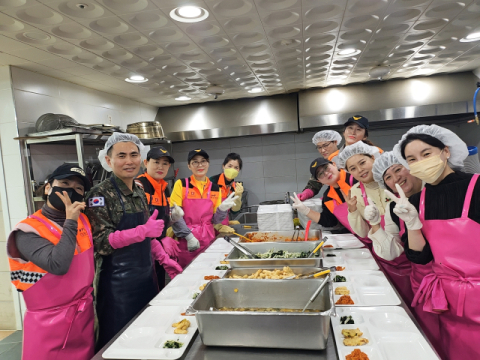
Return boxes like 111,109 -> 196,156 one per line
224,168 -> 239,180
409,151 -> 446,184
48,186 -> 84,211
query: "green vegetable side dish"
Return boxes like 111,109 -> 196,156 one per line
163,340 -> 184,349
239,249 -> 320,259
215,265 -> 229,270
326,254 -> 336,257
334,275 -> 347,282
340,316 -> 355,324
192,292 -> 199,299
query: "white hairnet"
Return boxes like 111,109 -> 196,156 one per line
337,141 -> 380,169
98,133 -> 150,172
372,151 -> 402,189
312,130 -> 342,146
392,124 -> 468,170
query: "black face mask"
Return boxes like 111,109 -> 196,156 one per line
48,186 -> 84,212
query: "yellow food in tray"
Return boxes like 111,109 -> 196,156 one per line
227,266 -> 296,279
199,283 -> 208,291
172,319 -> 191,334
342,328 -> 363,338
335,286 -> 350,295
341,328 -> 369,346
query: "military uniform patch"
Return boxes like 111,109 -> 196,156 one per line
88,197 -> 105,207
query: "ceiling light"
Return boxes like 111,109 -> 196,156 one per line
248,87 -> 264,93
337,49 -> 361,57
369,65 -> 390,79
170,6 -> 209,23
125,75 -> 148,83
460,32 -> 480,42
175,96 -> 191,101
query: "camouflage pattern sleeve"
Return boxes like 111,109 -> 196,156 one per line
303,179 -> 324,196
84,187 -> 117,256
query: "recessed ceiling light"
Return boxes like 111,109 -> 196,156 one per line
170,6 -> 209,23
248,87 -> 264,93
175,96 -> 191,101
460,32 -> 480,42
337,49 -> 361,57
125,75 -> 148,83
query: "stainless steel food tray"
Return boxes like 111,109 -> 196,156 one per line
189,278 -> 334,350
224,266 -> 324,279
225,241 -> 323,268
241,230 -> 321,243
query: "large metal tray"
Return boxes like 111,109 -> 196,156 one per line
225,241 -> 323,268
224,266 -> 324,279
189,278 -> 334,350
241,230 -> 321,243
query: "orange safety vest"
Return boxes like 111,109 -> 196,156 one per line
216,173 -> 235,200
181,176 -> 220,207
324,170 -> 354,214
135,173 -> 170,207
8,211 -> 92,292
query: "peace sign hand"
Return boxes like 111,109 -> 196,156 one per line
341,189 -> 358,213
56,191 -> 86,221
384,184 -> 423,230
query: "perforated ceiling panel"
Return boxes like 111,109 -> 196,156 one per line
1,0 -> 480,107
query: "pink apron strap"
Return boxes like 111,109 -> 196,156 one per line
185,178 -> 190,198
349,174 -> 354,187
206,181 -> 212,198
399,218 -> 405,234
79,214 -> 93,246
461,174 -> 479,219
419,187 -> 427,221
29,214 -> 61,239
360,182 -> 369,206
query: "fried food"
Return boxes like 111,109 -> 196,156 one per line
342,328 -> 363,338
335,286 -> 350,295
343,337 -> 369,346
346,349 -> 370,360
220,260 -> 229,264
172,319 -> 191,334
227,266 -> 296,279
336,295 -> 355,305
204,275 -> 220,280
199,283 -> 207,291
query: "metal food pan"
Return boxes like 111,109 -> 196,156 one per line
240,230 -> 321,243
225,241 -> 323,268
189,278 -> 334,350
223,266 -> 323,279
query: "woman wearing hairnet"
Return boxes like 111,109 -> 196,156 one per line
296,130 -> 342,201
337,142 -> 387,249
388,124 -> 479,360
85,133 -> 164,349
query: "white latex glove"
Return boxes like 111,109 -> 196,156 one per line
364,197 -> 381,225
185,233 -> 200,251
384,184 -> 423,230
219,193 -> 240,212
235,182 -> 244,197
170,203 -> 184,223
290,192 -> 310,216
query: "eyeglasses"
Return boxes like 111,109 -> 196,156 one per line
316,141 -> 333,151
191,159 -> 208,167
317,164 -> 331,179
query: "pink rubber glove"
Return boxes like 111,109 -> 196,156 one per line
109,210 -> 165,249
161,237 -> 181,259
151,240 -> 183,279
297,189 -> 314,201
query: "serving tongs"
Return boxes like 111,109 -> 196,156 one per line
307,241 -> 325,258
292,226 -> 300,242
285,266 -> 336,280
302,274 -> 330,312
223,236 -> 259,259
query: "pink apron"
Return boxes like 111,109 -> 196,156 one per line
177,178 -> 216,269
22,214 -> 94,360
411,174 -> 480,360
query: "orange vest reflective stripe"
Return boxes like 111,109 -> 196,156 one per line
8,211 -> 92,292
325,170 -> 353,214
136,173 -> 169,206
217,173 -> 235,200
182,176 -> 220,206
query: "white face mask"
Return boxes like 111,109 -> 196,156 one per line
408,150 -> 446,184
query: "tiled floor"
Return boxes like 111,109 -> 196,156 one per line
0,331 -> 21,360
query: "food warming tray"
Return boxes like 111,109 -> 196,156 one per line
224,266 -> 325,279
188,278 -> 334,350
240,230 -> 321,243
332,306 -> 440,360
225,241 -> 323,268
332,271 -> 401,306
323,249 -> 379,271
102,306 -> 197,359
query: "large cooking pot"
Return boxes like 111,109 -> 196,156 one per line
126,121 -> 165,139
